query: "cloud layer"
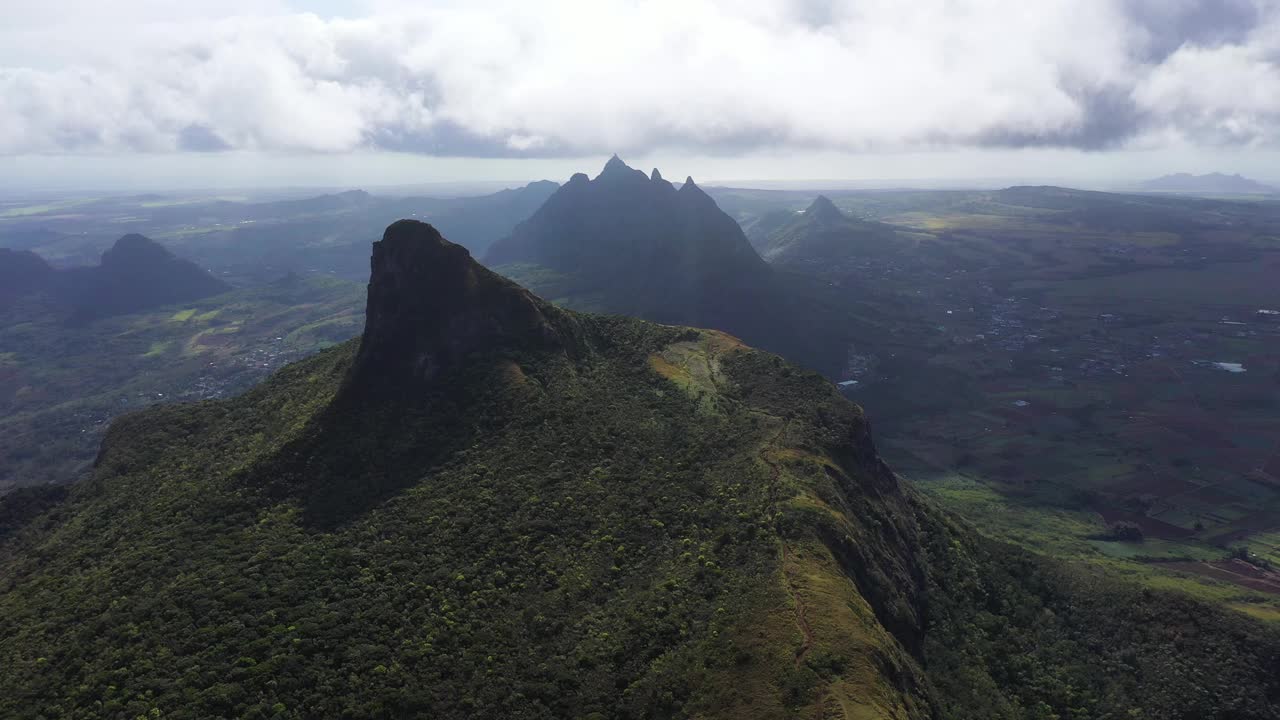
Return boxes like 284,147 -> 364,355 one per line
3,0 -> 1279,156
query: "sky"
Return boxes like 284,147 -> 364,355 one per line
3,0 -> 1280,190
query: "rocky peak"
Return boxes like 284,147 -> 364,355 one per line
804,195 -> 846,222
350,220 -> 565,389
676,175 -> 714,206
596,154 -> 649,185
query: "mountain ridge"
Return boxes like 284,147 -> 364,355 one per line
1140,172 -> 1276,195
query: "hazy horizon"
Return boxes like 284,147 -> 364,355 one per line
6,148 -> 1280,196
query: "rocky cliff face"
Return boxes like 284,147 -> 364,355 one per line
350,220 -> 568,390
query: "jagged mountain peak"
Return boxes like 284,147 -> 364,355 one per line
676,176 -> 717,208
598,154 -> 646,183
350,220 -> 566,390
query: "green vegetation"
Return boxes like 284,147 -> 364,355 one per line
3,226 -> 1279,719
0,276 -> 363,490
0,199 -> 92,218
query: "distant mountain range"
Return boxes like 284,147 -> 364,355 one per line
0,234 -> 229,320
1140,173 -> 1276,195
486,157 -> 861,375
0,181 -> 560,282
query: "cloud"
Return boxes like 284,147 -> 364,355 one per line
1,0 -> 1279,157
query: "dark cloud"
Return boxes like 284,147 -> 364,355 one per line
364,122 -> 570,158
1124,0 -> 1260,61
978,87 -> 1148,151
177,124 -> 231,151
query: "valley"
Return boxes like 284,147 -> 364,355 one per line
714,185 -> 1280,615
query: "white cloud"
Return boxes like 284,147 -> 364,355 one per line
1,0 -> 1278,156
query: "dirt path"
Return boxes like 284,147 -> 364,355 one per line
780,542 -> 817,667
758,419 -> 816,667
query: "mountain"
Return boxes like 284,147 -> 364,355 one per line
60,234 -> 231,322
119,181 -> 562,283
1141,172 -> 1276,195
485,157 -> 855,375
0,235 -> 229,319
2,219 -> 1277,719
0,249 -> 54,306
486,156 -> 771,296
759,196 -> 909,266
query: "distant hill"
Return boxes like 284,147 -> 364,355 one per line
759,195 -> 909,266
2,220 -> 1278,719
1140,173 -> 1275,195
0,249 -> 54,305
0,234 -> 229,320
63,234 -> 231,322
0,183 -> 561,282
486,157 -> 858,375
393,180 -> 560,255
